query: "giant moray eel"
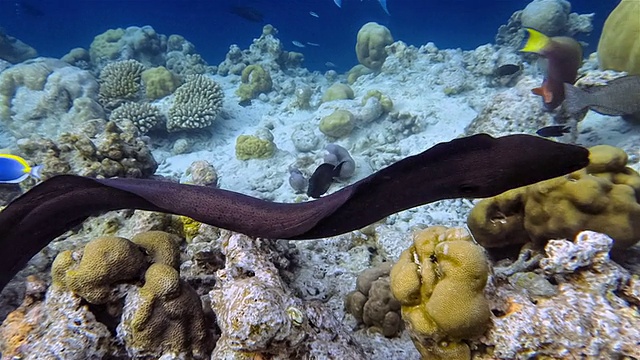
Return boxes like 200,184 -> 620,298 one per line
0,134 -> 589,291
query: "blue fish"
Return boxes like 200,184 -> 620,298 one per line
333,0 -> 389,15
0,154 -> 43,183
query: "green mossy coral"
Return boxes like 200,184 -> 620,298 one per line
53,236 -> 147,304
321,83 -> 354,103
597,0 -> 640,75
89,28 -> 125,63
141,66 -> 181,99
319,109 -> 355,138
468,145 -> 640,250
390,226 -> 490,360
235,64 -> 273,103
235,134 -> 276,160
131,231 -> 181,269
126,263 -> 212,358
347,65 -> 374,85
362,90 -> 393,113
355,22 -> 394,71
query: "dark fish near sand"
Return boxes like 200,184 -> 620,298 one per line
536,125 -> 571,138
307,162 -> 345,198
563,76 -> 640,117
520,28 -> 582,110
495,64 -> 521,77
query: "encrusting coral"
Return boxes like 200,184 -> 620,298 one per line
390,226 -> 490,360
167,74 -> 224,132
468,144 -> 640,250
98,59 -> 145,109
319,109 -> 356,138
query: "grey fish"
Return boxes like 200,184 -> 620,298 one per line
563,76 -> 640,116
307,162 -> 345,198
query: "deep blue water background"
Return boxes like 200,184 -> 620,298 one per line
0,0 -> 618,71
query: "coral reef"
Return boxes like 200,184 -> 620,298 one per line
345,262 -> 402,337
356,22 -> 394,71
597,0 -> 640,75
321,83 -> 355,102
468,145 -> 640,250
210,232 -> 367,358
0,58 -> 102,138
89,26 -> 167,69
482,231 -> 640,359
390,226 -> 490,360
167,74 -> 224,132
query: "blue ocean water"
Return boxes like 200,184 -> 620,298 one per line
0,0 -> 619,71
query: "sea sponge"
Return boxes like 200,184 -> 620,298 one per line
321,83 -> 354,103
345,262 -> 402,337
235,64 -> 273,103
141,66 -> 181,99
52,236 -> 147,304
167,74 -> 224,132
390,226 -> 490,360
597,0 -> 640,75
468,145 -> 640,250
355,22 -> 394,71
235,134 -> 276,160
131,231 -> 181,269
98,59 -> 145,109
319,109 -> 355,138
123,263 -> 212,358
109,102 -> 162,134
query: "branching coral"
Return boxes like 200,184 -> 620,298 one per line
390,226 -> 490,360
109,102 -> 162,135
167,74 -> 224,132
468,145 -> 640,250
98,59 -> 145,109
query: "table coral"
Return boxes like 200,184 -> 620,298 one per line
390,226 -> 490,360
167,74 -> 224,132
468,145 -> 640,250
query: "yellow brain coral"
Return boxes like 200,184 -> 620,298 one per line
597,0 -> 640,75
390,226 -> 490,360
468,145 -> 640,250
235,134 -> 276,160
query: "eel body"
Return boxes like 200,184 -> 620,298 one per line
0,134 -> 589,290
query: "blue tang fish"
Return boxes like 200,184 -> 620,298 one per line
0,154 -> 43,183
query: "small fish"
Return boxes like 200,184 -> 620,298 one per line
292,41 -> 306,48
309,11 -> 319,18
306,42 -> 320,47
494,64 -> 521,77
536,125 -> 571,138
519,28 -> 582,110
307,162 -> 345,198
563,76 -> 640,117
0,154 -> 43,184
325,62 -> 336,68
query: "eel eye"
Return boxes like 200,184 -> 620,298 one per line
459,183 -> 480,194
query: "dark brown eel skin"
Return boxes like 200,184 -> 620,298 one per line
0,134 -> 589,291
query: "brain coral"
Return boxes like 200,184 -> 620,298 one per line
355,22 -> 394,71
167,74 -> 224,132
597,0 -> 640,75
